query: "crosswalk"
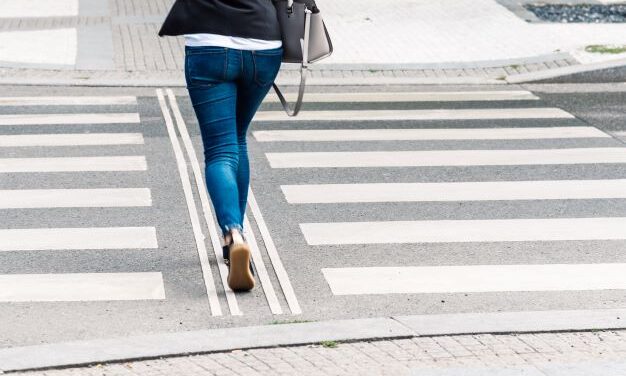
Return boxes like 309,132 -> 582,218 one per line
2,87 -> 624,332
0,91 -> 302,325
252,89 -> 626,302
0,96 -> 163,303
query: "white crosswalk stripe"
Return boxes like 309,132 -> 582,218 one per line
0,113 -> 140,126
262,90 -> 539,103
267,148 -> 626,168
254,126 -> 609,142
254,108 -> 574,122
0,156 -> 147,172
0,133 -> 144,147
0,227 -> 158,251
281,179 -> 626,203
322,264 -> 626,295
0,273 -> 165,302
256,90 -> 626,301
0,96 -> 137,106
0,188 -> 151,208
300,217 -> 626,245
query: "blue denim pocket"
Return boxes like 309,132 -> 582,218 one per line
251,47 -> 283,87
185,47 -> 228,88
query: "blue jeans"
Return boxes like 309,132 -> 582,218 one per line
185,45 -> 283,236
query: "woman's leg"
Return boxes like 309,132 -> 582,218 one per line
235,47 -> 284,221
185,47 -> 244,236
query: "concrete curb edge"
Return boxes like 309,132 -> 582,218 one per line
506,57 -> 626,83
0,76 -> 505,88
2,308 -> 626,373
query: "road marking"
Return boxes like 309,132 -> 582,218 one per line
248,189 -> 302,315
253,126 -> 608,142
0,113 -> 140,126
168,88 -> 293,315
0,227 -> 157,251
253,108 -> 574,122
0,133 -> 144,147
243,215 -> 284,315
0,29 -> 77,66
0,156 -> 147,173
157,89 -> 222,316
614,131 -> 626,137
301,217 -> 626,245
0,0 -> 78,18
282,179 -> 626,204
262,90 -> 539,103
322,264 -> 626,295
266,148 -> 626,168
0,188 -> 151,209
0,96 -> 137,106
164,89 -> 237,316
0,273 -> 164,302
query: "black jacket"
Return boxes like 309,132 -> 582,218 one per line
158,0 -> 281,40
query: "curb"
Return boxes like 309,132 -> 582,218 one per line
0,76 -> 505,88
506,57 -> 626,83
2,308 -> 626,373
0,58 -> 623,88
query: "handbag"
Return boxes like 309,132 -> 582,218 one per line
272,0 -> 333,116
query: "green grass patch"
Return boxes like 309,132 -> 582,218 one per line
585,45 -> 626,54
320,340 -> 338,348
269,319 -> 313,325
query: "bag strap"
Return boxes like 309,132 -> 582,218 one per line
272,65 -> 307,117
272,7 -> 311,117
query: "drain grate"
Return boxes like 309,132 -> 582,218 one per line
525,3 -> 626,23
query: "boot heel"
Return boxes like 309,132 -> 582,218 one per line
227,243 -> 255,291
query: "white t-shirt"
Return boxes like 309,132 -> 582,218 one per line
184,33 -> 282,50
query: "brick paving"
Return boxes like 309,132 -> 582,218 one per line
0,0 -> 595,85
13,330 -> 626,375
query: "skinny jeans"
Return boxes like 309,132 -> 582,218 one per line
185,45 -> 283,236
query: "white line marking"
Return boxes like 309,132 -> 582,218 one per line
0,133 -> 144,147
301,217 -> 626,245
282,179 -> 626,204
0,227 -> 157,251
0,113 -> 140,126
322,264 -> 626,295
165,89 -> 238,316
614,131 -> 626,137
267,148 -> 626,168
0,188 -> 151,209
262,91 -> 539,103
253,126 -> 609,142
253,108 -> 574,122
157,89 -> 222,316
0,0 -> 78,18
0,156 -> 147,173
0,96 -> 137,106
243,214 -> 284,315
0,29 -> 77,66
248,189 -> 302,315
0,273 -> 164,302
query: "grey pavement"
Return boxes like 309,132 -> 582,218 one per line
2,0 -> 624,86
12,329 -> 626,375
1,82 -> 626,373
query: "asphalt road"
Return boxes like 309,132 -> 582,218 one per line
0,82 -> 625,347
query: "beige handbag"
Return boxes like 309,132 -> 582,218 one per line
272,0 -> 333,116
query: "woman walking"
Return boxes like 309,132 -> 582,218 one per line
159,0 -> 283,292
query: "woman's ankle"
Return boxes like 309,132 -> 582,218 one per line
223,227 -> 244,245
230,229 -> 244,244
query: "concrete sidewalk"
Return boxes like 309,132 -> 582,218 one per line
11,330 -> 626,375
4,309 -> 626,374
0,0 -> 625,86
